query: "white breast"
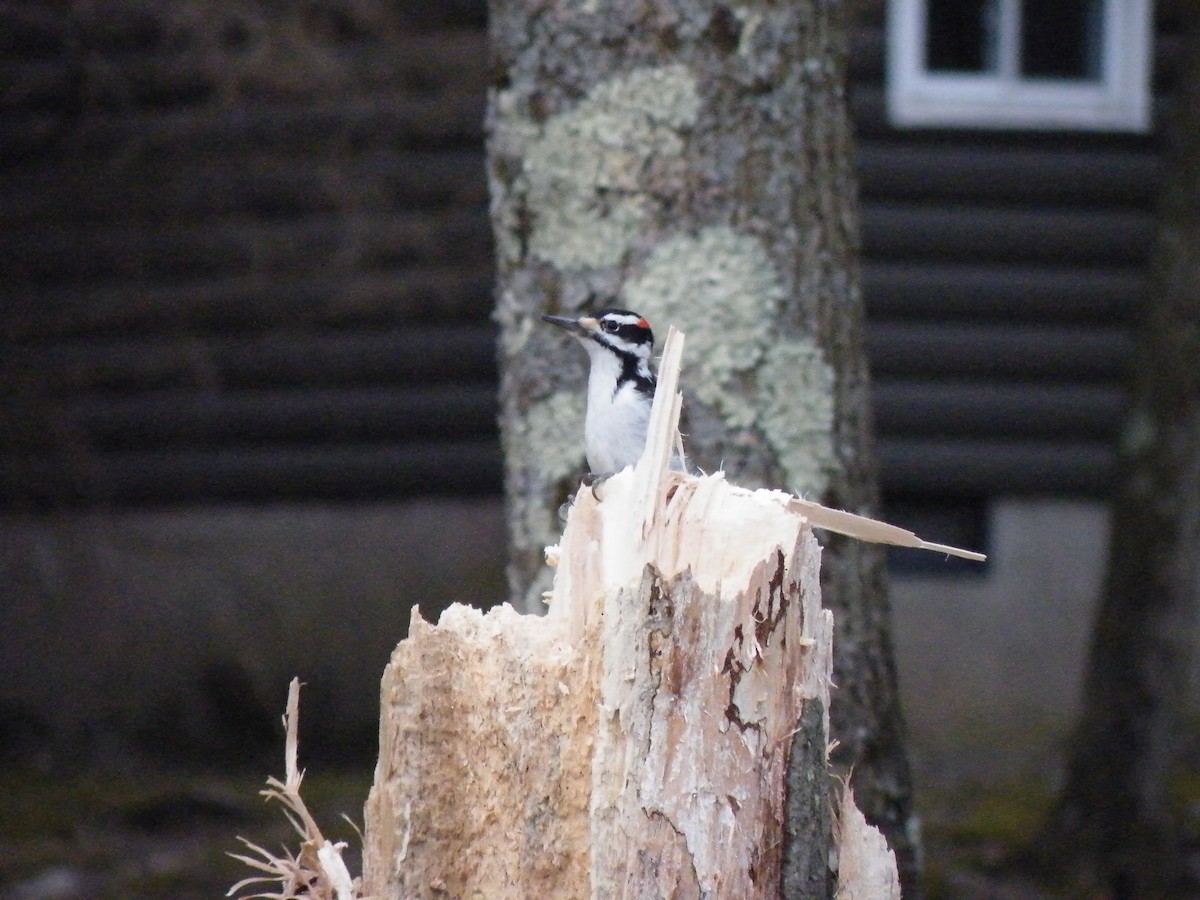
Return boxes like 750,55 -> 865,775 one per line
581,347 -> 651,474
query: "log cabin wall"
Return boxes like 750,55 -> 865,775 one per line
1,2 -> 497,507
0,1 -> 1175,510
852,2 -> 1166,502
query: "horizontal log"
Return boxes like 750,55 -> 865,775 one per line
861,203 -> 1154,265
0,89 -> 485,165
2,209 -> 492,287
0,441 -> 504,507
8,268 -> 493,341
867,321 -> 1131,379
1,149 -> 487,227
863,261 -> 1141,322
872,380 -> 1124,440
1,16 -> 489,66
859,143 -> 1158,206
878,437 -> 1114,496
13,324 -> 498,392
2,31 -> 488,114
58,384 -> 497,449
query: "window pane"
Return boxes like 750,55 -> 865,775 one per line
926,0 -> 1000,73
1020,0 -> 1103,79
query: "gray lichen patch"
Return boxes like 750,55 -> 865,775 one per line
493,288 -> 534,359
518,392 -> 588,486
623,226 -> 785,426
755,341 -> 836,497
507,391 -> 588,611
501,64 -> 702,271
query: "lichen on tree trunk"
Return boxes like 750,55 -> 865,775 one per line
488,0 -> 919,889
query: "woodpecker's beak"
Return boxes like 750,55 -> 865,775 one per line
541,314 -> 599,337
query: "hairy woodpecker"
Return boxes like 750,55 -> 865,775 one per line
541,308 -> 669,475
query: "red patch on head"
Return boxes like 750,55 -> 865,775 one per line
638,318 -> 651,329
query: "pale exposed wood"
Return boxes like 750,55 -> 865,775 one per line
361,602 -> 594,898
835,785 -> 901,900
361,331 -> 927,897
788,498 -> 984,562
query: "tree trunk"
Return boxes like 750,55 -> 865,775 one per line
1031,5 -> 1200,896
487,1 -> 919,890
362,331 -> 900,898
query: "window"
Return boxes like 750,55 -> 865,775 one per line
887,0 -> 1152,131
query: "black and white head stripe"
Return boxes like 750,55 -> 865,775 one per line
592,309 -> 654,350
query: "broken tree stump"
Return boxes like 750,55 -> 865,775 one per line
361,329 -> 904,898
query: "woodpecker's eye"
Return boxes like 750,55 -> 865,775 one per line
602,319 -> 620,333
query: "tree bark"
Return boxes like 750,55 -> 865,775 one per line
361,333 -> 900,898
1031,5 -> 1200,896
487,1 -> 919,890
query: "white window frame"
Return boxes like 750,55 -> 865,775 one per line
887,0 -> 1153,132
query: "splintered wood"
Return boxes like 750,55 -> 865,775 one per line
835,786 -> 902,900
363,329 -> 927,898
